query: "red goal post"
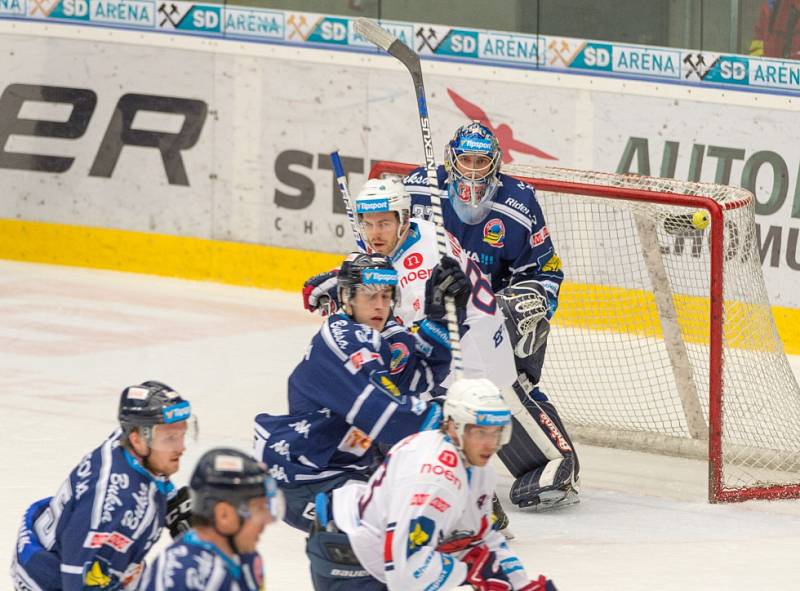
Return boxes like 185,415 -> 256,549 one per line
370,160 -> 800,503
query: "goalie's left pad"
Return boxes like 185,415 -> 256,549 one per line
497,280 -> 551,360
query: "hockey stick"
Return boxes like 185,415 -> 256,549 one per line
354,18 -> 463,378
330,150 -> 367,252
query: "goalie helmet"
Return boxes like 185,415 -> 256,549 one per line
190,448 -> 285,522
337,252 -> 400,313
445,121 -> 502,224
353,177 -> 411,256
118,380 -> 192,439
444,378 -> 512,447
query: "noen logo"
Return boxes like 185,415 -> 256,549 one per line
403,253 -> 423,270
447,88 -> 557,163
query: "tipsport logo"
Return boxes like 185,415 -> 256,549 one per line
355,198 -> 390,213
457,137 -> 493,152
361,269 -> 398,285
475,410 -> 512,427
162,401 -> 191,423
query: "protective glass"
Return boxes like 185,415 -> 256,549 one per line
147,417 -> 198,452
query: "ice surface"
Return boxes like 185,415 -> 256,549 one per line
2,260 -> 800,590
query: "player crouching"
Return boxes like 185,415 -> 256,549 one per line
255,252 -> 466,533
138,448 -> 284,590
306,378 -> 557,591
11,381 -> 196,591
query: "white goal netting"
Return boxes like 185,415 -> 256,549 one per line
502,165 -> 800,501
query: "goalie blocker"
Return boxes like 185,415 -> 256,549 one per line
496,281 -> 580,510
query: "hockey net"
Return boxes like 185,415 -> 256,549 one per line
370,160 -> 800,503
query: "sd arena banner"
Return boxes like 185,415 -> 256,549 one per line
0,29 -> 798,308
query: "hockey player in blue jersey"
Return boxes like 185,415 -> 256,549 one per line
138,448 -> 285,591
255,251 -> 469,532
404,121 -> 579,511
11,380 -> 196,591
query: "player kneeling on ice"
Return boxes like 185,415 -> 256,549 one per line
138,448 -> 284,591
11,381 -> 197,591
405,121 -> 579,511
306,378 -> 557,591
303,177 -> 515,394
256,251 -> 468,533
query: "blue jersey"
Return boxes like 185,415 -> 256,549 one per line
12,430 -> 173,591
138,532 -> 263,591
254,315 -> 450,486
405,165 -> 564,316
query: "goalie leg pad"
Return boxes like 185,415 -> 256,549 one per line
497,390 -> 580,482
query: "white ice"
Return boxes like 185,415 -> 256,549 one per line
2,260 -> 800,590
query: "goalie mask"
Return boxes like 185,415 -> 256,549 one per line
445,121 -> 502,224
354,177 -> 411,257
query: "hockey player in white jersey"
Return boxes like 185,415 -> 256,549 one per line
303,176 -> 516,393
306,378 -> 557,591
138,448 -> 284,591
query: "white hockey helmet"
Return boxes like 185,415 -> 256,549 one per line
354,177 -> 411,254
444,378 -> 512,447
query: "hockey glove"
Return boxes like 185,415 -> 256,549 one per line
165,485 -> 192,539
302,270 -> 339,316
424,256 -> 470,321
497,281 -> 550,358
519,575 -> 558,591
461,545 -> 512,591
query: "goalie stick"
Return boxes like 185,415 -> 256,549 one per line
330,150 -> 367,252
354,17 -> 463,377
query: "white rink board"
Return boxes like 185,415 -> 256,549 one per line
0,24 -> 799,306
2,260 -> 800,590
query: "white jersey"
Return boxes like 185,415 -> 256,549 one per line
332,430 -> 532,591
388,220 -> 516,389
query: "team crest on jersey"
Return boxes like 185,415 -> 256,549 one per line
406,515 -> 436,557
482,218 -> 505,248
389,342 -> 410,375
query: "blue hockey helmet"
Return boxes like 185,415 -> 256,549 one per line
190,448 -> 285,523
118,380 -> 195,449
337,252 -> 400,314
445,121 -> 502,224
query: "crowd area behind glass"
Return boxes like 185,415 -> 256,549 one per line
208,0 -> 800,59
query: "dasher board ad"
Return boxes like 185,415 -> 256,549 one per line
0,30 -> 797,307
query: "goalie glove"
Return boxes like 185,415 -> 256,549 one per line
165,485 -> 192,539
302,269 -> 339,316
424,256 -> 470,322
497,281 -> 550,358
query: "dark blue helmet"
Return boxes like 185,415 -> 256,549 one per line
445,121 -> 502,223
190,448 -> 284,521
118,380 -> 192,437
337,252 -> 399,312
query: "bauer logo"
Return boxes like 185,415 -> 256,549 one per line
356,198 -> 390,213
361,269 -> 398,285
162,401 -> 191,423
475,410 -> 511,426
